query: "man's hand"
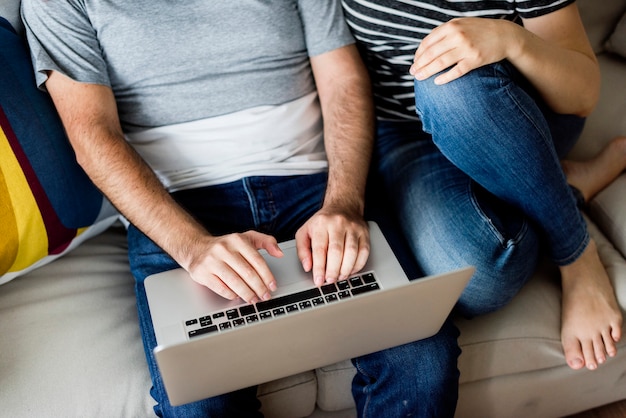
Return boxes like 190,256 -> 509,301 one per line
186,231 -> 283,304
295,211 -> 370,286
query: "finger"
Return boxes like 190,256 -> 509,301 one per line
350,233 -> 371,275
310,229 -> 329,286
210,262 -> 258,304
201,274 -> 239,301
233,246 -> 279,300
248,230 -> 283,259
245,231 -> 282,292
337,231 -> 360,280
205,234 -> 273,302
323,231 -> 346,283
295,228 -> 313,273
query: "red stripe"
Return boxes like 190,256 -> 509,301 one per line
0,106 -> 76,254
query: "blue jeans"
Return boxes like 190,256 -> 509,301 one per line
373,61 -> 589,317
128,172 -> 461,417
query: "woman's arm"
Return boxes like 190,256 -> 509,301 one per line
411,3 -> 600,116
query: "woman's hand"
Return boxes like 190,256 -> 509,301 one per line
410,18 -> 520,85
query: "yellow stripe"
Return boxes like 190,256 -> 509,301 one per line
0,127 -> 48,273
0,157 -> 19,275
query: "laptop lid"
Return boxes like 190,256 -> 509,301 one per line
145,221 -> 473,405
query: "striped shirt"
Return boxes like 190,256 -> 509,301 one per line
341,0 -> 576,120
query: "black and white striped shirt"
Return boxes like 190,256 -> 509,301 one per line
341,0 -> 575,120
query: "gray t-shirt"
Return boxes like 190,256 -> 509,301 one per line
22,0 -> 355,132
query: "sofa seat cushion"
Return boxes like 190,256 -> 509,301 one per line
0,224 -> 320,417
0,224 -> 155,417
590,175 -> 626,260
313,216 -> 626,413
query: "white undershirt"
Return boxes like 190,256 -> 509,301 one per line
125,92 -> 328,192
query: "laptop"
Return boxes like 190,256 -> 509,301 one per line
144,221 -> 473,406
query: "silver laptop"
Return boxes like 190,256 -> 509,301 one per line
145,221 -> 473,406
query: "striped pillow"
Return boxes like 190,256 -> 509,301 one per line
0,17 -> 117,284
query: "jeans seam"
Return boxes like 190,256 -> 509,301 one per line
553,228 -> 590,266
353,358 -> 373,418
468,182 -> 528,249
242,177 -> 260,228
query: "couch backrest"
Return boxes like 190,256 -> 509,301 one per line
4,0 -> 626,50
578,0 -> 626,53
0,0 -> 21,34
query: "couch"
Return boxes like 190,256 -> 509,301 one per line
1,0 -> 625,417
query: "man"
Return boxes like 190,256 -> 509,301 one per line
22,1 -> 461,417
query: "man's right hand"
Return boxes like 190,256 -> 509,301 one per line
185,231 -> 283,304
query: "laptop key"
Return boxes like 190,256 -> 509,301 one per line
321,283 -> 338,295
349,276 -> 363,287
273,307 -> 286,316
188,325 -> 218,338
337,280 -> 350,290
325,294 -> 338,303
256,288 -> 321,312
362,272 -> 376,284
351,283 -> 380,296
239,305 -> 256,316
226,309 -> 239,320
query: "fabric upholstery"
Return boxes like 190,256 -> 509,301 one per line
0,17 -> 117,284
605,11 -> 626,57
577,0 -> 626,53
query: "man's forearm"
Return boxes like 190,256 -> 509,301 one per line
312,45 -> 375,216
45,73 -> 210,271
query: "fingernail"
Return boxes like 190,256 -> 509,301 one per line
262,292 -> 271,301
269,282 -> 277,292
250,296 -> 260,304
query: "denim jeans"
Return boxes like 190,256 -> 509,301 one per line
128,172 -> 461,417
373,60 -> 589,317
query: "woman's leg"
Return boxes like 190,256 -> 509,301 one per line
409,61 -> 622,369
375,120 -> 540,317
562,136 -> 626,202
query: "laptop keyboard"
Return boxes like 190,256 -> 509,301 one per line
185,271 -> 380,339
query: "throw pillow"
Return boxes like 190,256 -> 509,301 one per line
605,12 -> 626,58
0,17 -> 118,285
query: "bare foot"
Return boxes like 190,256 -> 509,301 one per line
562,136 -> 626,202
559,239 -> 622,370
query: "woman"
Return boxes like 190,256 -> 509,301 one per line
342,0 -> 624,372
